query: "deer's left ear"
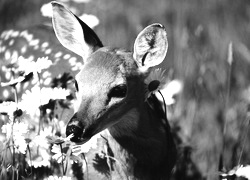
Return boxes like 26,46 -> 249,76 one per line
133,24 -> 168,71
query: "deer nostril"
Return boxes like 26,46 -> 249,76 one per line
66,124 -> 84,142
66,113 -> 85,143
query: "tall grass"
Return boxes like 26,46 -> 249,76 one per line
1,0 -> 250,179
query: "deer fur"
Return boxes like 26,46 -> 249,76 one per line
51,2 -> 176,179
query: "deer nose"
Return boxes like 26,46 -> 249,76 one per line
66,113 -> 85,143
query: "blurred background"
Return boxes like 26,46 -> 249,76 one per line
1,0 -> 250,179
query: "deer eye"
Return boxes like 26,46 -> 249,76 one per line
108,84 -> 127,99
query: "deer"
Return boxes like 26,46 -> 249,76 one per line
51,2 -> 177,180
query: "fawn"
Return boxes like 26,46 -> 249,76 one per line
51,2 -> 176,180
0,1 -> 176,179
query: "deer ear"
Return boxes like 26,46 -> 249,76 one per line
133,23 -> 168,71
51,1 -> 103,60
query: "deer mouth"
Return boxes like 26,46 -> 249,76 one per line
66,123 -> 87,144
66,112 -> 103,144
66,114 -> 91,144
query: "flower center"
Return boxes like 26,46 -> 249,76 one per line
148,80 -> 160,92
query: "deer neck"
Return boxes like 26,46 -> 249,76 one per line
107,94 -> 169,165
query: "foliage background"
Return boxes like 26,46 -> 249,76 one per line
1,0 -> 250,179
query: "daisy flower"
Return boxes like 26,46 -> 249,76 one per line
71,132 -> 100,156
220,165 -> 250,180
79,14 -> 99,29
0,101 -> 17,116
33,127 -> 54,149
47,134 -> 73,145
144,68 -> 168,100
0,76 -> 25,87
45,175 -> 72,180
19,86 -> 70,117
1,121 -> 29,154
26,129 -> 52,168
51,143 -> 71,163
17,56 -> 52,75
26,147 -> 51,168
35,57 -> 53,73
235,165 -> 250,179
51,144 -> 65,163
155,79 -> 183,105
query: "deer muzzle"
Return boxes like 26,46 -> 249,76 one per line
66,113 -> 89,144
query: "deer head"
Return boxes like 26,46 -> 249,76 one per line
51,2 -> 168,144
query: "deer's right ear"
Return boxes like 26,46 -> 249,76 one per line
51,2 -> 103,60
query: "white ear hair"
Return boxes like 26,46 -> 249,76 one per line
51,1 -> 103,61
133,23 -> 168,71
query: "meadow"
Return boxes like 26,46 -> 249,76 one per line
0,0 -> 250,179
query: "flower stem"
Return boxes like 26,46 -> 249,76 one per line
59,144 -> 65,175
27,144 -> 33,176
238,114 -> 250,165
82,153 -> 88,180
220,50 -> 233,172
37,72 -> 43,135
158,90 -> 167,119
